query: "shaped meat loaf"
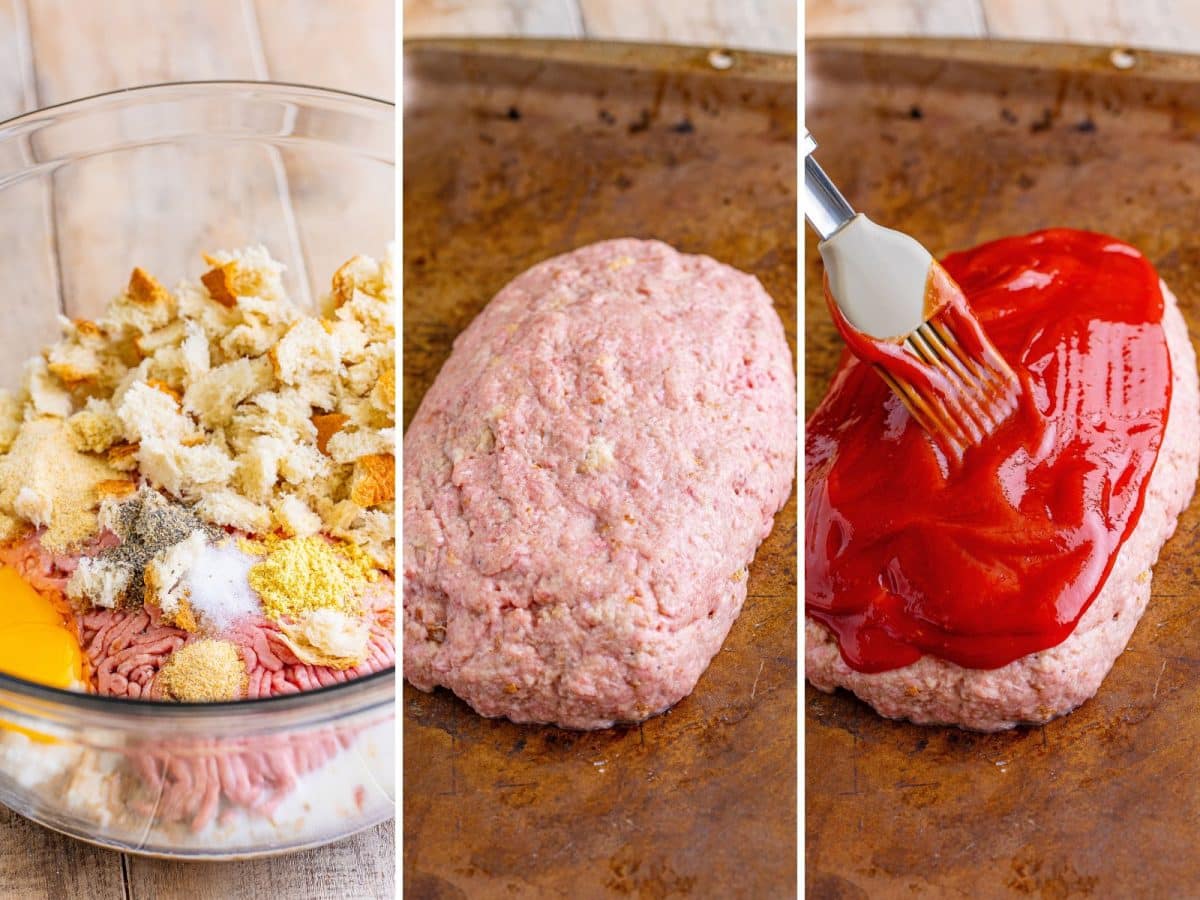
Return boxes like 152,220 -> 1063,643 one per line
806,282 -> 1199,731
404,239 -> 796,728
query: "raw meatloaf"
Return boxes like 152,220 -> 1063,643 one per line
404,239 -> 796,729
806,283 -> 1200,731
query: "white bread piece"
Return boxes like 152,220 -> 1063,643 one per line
116,381 -> 190,443
23,358 -> 73,418
278,443 -> 331,486
325,427 -> 394,465
67,557 -> 132,609
237,435 -> 286,500
194,489 -> 271,533
271,493 -> 323,538
134,320 -> 187,355
103,268 -> 176,336
142,530 -> 208,619
269,319 -> 340,410
136,438 -> 237,498
183,356 -> 274,429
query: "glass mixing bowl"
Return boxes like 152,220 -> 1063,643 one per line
0,82 -> 395,858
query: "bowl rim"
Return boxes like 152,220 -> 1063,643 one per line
0,78 -> 396,718
0,78 -> 395,132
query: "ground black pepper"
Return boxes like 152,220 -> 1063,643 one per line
94,488 -> 220,606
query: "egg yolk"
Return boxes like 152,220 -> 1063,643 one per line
0,566 -> 82,689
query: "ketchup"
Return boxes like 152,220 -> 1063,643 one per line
823,260 -> 1018,457
806,229 -> 1172,672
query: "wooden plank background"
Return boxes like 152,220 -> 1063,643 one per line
807,0 -> 1200,52
403,0 -> 798,51
0,1 -> 394,898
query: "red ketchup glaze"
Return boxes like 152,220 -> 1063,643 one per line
823,260 -> 1015,457
806,228 -> 1172,672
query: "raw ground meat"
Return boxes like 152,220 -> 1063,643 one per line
404,238 -> 796,729
0,532 -> 395,831
805,282 -> 1200,731
0,533 -> 395,700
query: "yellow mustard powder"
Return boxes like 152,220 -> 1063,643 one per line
156,639 -> 247,702
247,535 -> 371,622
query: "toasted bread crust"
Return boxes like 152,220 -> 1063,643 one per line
349,453 -> 394,506
95,479 -> 136,500
128,267 -> 172,307
313,412 -> 350,455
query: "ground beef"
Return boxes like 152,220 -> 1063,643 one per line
0,532 -> 395,831
126,728 -> 368,833
0,534 -> 394,701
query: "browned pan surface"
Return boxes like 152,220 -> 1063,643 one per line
806,38 -> 1200,898
404,39 -> 797,898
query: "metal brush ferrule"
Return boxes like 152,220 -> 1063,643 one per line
803,133 -> 856,242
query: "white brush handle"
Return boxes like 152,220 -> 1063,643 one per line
804,133 -> 933,339
819,215 -> 934,340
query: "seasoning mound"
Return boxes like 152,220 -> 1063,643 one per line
247,535 -> 372,622
155,639 -> 247,702
0,419 -> 121,552
69,487 -> 219,610
179,540 -> 260,631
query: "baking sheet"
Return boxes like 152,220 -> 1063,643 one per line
404,39 -> 797,898
806,37 -> 1200,897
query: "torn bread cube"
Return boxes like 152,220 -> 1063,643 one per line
24,358 -> 74,418
269,319 -> 340,410
326,427 -> 394,465
136,438 -> 237,498
67,557 -> 132,609
312,412 -> 350,455
237,435 -> 286,501
372,366 -> 395,414
278,443 -> 331,486
195,490 -> 271,533
46,319 -> 124,390
143,530 -> 208,626
134,320 -> 187,356
272,493 -> 323,538
103,268 -> 176,336
117,381 -> 191,443
348,453 -> 394,507
95,479 -> 137,501
107,442 -> 140,472
183,356 -> 275,429
326,255 -> 381,311
201,246 -> 286,304
343,342 -> 392,398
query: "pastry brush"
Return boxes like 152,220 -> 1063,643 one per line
803,132 -> 1019,456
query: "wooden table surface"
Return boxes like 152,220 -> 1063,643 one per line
404,0 -> 797,52
807,0 -> 1200,52
0,2 -> 394,899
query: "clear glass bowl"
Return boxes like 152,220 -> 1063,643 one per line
0,82 -> 395,859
